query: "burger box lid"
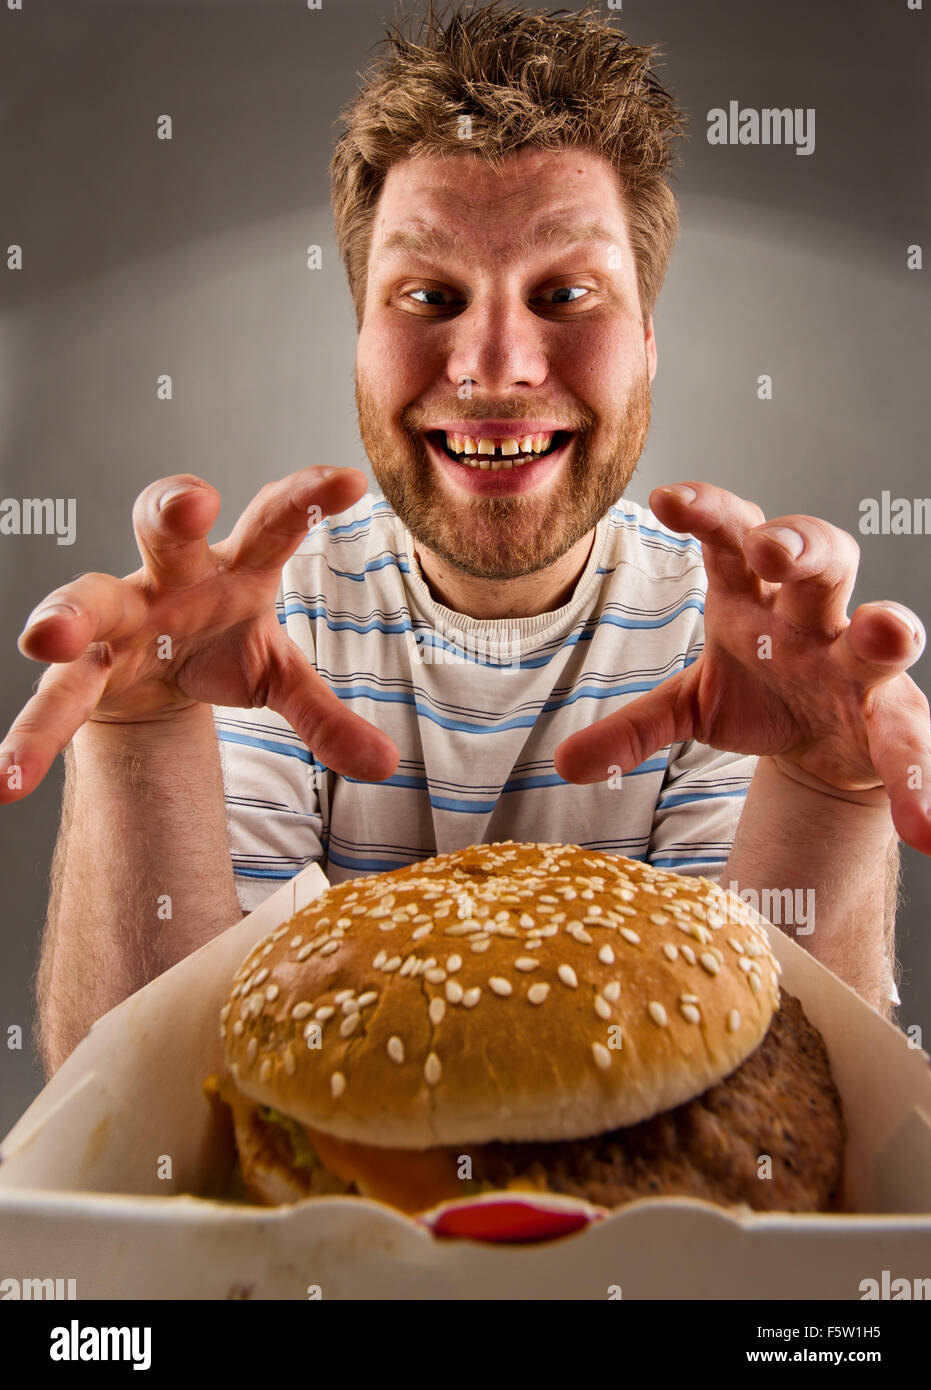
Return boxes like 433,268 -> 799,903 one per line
1,860 -> 930,1301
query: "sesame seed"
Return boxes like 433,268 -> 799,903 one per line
749,971 -> 762,994
592,1041 -> 612,1070
339,1013 -> 360,1038
727,938 -> 745,954
382,956 -> 402,972
387,1036 -> 405,1064
220,1003 -> 231,1022
570,925 -> 595,943
248,994 -> 263,1017
680,1003 -> 701,1025
357,991 -> 378,1008
331,1072 -> 346,1099
727,1009 -> 741,1032
446,979 -> 464,1004
289,935 -> 304,949
334,990 -> 354,1004
337,917 -> 351,929
253,968 -> 269,986
424,1052 -> 442,1085
412,925 -> 432,941
603,980 -> 621,1002
514,956 -> 540,972
233,1019 -> 244,1037
598,945 -> 616,966
519,913 -> 535,928
489,976 -> 513,996
680,944 -> 696,965
594,995 -> 612,1020
663,943 -> 679,962
319,941 -> 340,957
527,982 -> 550,1005
700,953 -> 720,976
341,998 -> 359,1015
648,1001 -> 669,1027
462,986 -> 481,1008
429,997 -> 446,1025
259,1059 -> 273,1083
246,1038 -> 258,1065
424,967 -> 447,984
297,944 -> 314,962
471,940 -> 491,953
557,964 -> 578,989
265,984 -> 279,1002
283,1047 -> 296,1076
680,993 -> 699,1004
620,927 -> 640,945
446,954 -> 462,972
738,956 -> 753,974
400,957 -> 417,977
650,912 -> 670,926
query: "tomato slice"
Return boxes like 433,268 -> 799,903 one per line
424,1198 -> 598,1244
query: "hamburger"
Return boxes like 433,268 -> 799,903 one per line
205,842 -> 846,1215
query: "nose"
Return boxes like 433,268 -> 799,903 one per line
445,294 -> 549,393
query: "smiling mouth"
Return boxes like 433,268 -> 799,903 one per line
426,430 -> 571,470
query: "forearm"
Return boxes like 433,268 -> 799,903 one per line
722,756 -> 899,1017
37,702 -> 243,1075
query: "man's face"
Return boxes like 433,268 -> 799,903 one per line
355,147 -> 656,580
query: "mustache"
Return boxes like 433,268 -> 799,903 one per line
401,402 -> 597,436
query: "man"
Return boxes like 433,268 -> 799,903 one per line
4,4 -> 928,1074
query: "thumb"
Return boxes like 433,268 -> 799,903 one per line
554,663 -> 699,784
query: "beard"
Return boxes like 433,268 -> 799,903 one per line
354,368 -> 652,581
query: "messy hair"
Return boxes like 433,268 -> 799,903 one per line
330,1 -> 688,328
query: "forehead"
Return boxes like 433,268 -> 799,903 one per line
369,147 -> 634,271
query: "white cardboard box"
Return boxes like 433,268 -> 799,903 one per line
1,863 -> 930,1300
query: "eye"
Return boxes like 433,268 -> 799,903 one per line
405,287 -> 463,309
547,284 -> 591,304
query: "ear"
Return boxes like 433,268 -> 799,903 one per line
644,314 -> 657,382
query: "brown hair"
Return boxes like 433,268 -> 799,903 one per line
330,1 -> 688,329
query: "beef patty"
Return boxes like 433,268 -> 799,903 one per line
471,989 -> 846,1212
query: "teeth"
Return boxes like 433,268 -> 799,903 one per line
443,431 -> 554,457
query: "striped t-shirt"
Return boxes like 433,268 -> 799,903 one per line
213,492 -> 756,915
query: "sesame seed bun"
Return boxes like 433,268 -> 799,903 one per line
220,842 -> 782,1149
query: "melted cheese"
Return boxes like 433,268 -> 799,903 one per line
304,1125 -> 463,1213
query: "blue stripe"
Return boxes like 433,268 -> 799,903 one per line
656,788 -> 749,809
277,598 -> 704,650
648,855 -> 726,868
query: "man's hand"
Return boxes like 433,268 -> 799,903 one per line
1,468 -> 400,801
554,482 -> 931,854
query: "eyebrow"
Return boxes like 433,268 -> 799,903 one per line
377,217 -> 620,267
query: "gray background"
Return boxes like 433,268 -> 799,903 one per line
1,0 -> 928,1135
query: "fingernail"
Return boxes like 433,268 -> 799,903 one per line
881,604 -> 921,642
758,525 -> 805,558
659,484 -> 697,503
315,468 -> 338,481
158,485 -> 193,511
26,602 -> 79,628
